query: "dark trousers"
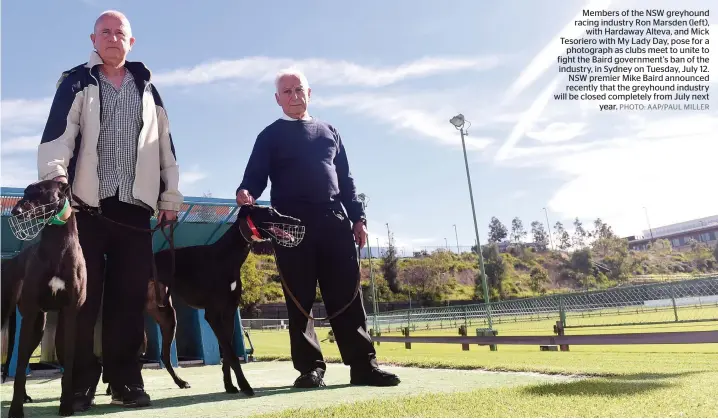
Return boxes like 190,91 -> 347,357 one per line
56,195 -> 153,392
272,205 -> 378,374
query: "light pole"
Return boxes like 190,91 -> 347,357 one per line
450,113 -> 493,329
453,224 -> 460,254
357,193 -> 378,332
444,237 -> 448,250
543,207 -> 554,250
643,206 -> 654,240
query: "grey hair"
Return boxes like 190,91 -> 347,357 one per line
94,10 -> 132,35
274,68 -> 309,93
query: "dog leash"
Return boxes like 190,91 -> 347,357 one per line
248,220 -> 362,324
72,195 -> 176,308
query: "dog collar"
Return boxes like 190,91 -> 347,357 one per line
48,199 -> 70,226
246,216 -> 263,241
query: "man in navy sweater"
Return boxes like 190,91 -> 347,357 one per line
236,69 -> 400,388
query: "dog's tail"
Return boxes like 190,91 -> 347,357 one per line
1,308 -> 16,383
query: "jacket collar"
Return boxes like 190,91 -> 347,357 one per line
85,50 -> 152,83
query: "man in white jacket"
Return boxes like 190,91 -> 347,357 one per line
37,10 -> 182,411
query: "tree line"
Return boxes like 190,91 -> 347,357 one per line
487,215 -> 617,251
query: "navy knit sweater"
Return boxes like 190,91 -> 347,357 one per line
238,118 -> 365,223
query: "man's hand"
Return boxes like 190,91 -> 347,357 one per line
157,210 -> 177,225
353,220 -> 368,249
236,189 -> 255,206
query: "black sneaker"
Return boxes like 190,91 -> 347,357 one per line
110,385 -> 151,408
72,389 -> 95,412
293,369 -> 326,388
350,367 -> 400,386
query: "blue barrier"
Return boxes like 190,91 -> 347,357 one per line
1,186 -> 268,377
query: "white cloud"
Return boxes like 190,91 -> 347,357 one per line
153,55 -> 505,88
1,98 -> 52,134
545,114 -> 718,237
313,93 -> 494,151
526,122 -> 587,144
0,157 -> 37,188
180,165 -> 208,185
1,135 -> 40,155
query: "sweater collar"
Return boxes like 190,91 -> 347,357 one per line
280,113 -> 312,121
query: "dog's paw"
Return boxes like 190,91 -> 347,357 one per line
224,385 -> 240,394
23,393 -> 33,403
58,402 -> 74,417
177,380 -> 191,389
241,386 -> 255,397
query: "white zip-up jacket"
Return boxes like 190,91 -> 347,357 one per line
37,50 -> 183,212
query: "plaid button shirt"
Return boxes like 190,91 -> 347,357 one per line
96,69 -> 150,210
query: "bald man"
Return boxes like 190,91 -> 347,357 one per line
38,10 -> 182,411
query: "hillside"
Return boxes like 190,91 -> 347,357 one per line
238,236 -> 718,315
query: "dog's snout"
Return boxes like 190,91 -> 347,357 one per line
11,205 -> 25,216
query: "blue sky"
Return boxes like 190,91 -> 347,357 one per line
2,0 -> 716,252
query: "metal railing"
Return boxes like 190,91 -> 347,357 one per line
371,277 -> 718,333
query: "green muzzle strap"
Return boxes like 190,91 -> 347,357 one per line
48,198 -> 70,226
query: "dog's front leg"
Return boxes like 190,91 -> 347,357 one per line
8,309 -> 37,418
58,307 -> 77,417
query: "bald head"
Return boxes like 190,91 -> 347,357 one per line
94,10 -> 132,36
90,10 -> 135,67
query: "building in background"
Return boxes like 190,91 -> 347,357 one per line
627,215 -> 718,251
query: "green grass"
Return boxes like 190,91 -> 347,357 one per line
243,314 -> 718,417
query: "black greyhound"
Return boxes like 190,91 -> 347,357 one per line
2,180 -> 87,417
106,204 -> 305,396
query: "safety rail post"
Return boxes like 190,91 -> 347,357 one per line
402,326 -> 411,349
554,320 -> 569,351
559,295 -> 567,327
670,282 -> 679,322
459,325 -> 469,351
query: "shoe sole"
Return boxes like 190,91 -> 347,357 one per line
350,379 -> 401,386
110,399 -> 151,408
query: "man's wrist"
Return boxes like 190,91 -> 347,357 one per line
355,216 -> 367,226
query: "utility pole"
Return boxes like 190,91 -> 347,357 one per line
543,207 -> 554,250
449,113 -> 493,329
453,224 -> 460,254
643,206 -> 654,240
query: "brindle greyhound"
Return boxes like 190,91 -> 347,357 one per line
3,180 -> 86,417
105,204 -> 305,396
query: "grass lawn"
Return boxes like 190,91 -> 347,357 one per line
245,318 -> 718,417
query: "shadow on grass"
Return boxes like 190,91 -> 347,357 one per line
601,371 -> 706,380
522,379 -> 673,397
0,383 -> 353,418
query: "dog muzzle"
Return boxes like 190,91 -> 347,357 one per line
238,215 -> 306,248
8,198 -> 70,241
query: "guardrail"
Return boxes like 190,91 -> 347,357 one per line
372,330 -> 718,346
371,277 -> 718,334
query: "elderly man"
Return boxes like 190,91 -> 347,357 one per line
37,10 -> 182,411
236,69 -> 400,388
